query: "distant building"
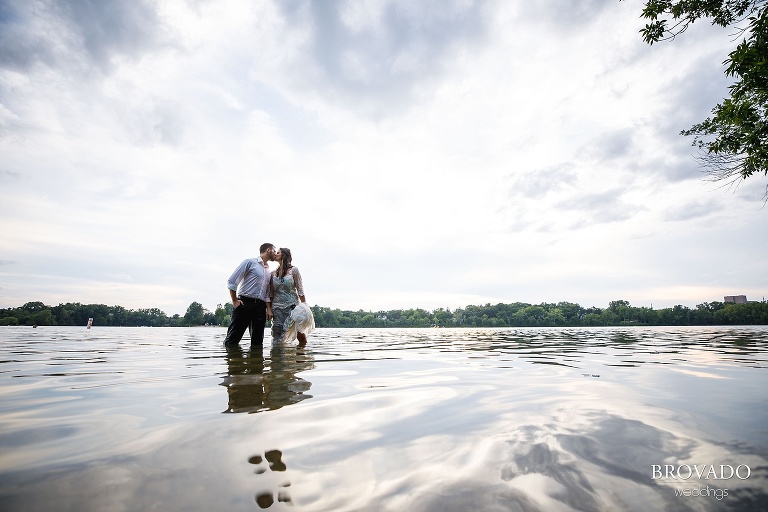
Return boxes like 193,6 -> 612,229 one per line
724,295 -> 748,304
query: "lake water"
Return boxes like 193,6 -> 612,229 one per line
0,326 -> 767,511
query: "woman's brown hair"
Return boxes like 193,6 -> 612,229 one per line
277,247 -> 293,280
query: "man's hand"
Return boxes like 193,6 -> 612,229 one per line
233,299 -> 243,309
266,307 -> 273,321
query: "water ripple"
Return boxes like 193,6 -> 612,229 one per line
0,325 -> 766,511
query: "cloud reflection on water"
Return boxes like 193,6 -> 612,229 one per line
0,326 -> 767,511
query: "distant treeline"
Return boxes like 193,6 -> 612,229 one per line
0,302 -> 187,327
313,300 -> 768,327
1,299 -> 767,327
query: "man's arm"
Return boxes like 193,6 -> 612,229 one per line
265,271 -> 273,321
229,288 -> 242,309
227,259 -> 249,309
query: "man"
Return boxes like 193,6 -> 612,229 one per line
224,243 -> 276,347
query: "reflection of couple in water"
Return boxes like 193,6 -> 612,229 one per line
224,243 -> 315,348
222,344 -> 315,414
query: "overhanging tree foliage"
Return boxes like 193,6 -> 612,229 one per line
629,0 -> 768,190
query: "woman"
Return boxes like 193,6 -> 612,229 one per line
267,248 -> 314,346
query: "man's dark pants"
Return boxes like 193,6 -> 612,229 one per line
224,297 -> 267,346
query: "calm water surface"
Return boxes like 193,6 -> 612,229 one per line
1,326 -> 767,511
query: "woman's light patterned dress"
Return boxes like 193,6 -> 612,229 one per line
270,267 -> 305,344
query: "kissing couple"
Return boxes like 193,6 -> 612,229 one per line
224,243 -> 314,348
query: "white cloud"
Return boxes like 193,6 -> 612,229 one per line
0,0 -> 765,315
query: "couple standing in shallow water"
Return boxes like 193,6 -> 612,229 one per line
224,243 -> 314,348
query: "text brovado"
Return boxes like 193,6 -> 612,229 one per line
652,464 -> 751,480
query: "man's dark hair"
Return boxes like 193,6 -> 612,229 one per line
259,243 -> 274,254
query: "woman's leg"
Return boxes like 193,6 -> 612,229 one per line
271,307 -> 286,342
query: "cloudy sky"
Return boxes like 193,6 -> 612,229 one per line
1,0 -> 766,316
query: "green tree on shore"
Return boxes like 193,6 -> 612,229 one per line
2,299 -> 767,328
214,304 -> 230,326
183,302 -> 206,326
